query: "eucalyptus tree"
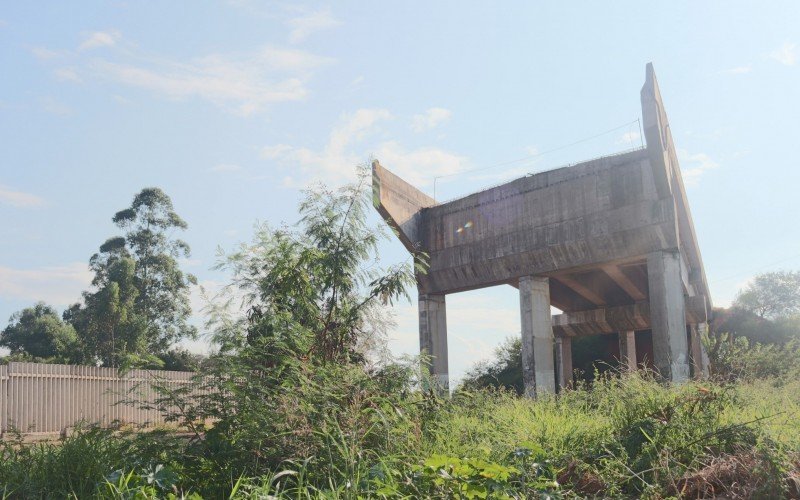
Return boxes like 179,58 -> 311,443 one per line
66,187 -> 196,367
108,187 -> 197,353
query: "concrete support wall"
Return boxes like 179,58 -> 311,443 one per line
419,294 -> 449,392
519,276 -> 555,397
619,330 -> 637,371
647,250 -> 690,382
555,336 -> 573,391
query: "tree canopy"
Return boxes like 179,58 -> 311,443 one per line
0,303 -> 82,363
733,271 -> 800,320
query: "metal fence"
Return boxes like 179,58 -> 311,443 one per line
0,362 -> 195,436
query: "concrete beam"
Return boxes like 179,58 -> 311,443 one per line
619,330 -> 637,371
553,274 -> 607,307
556,336 -> 573,390
519,276 -> 555,397
419,294 -> 449,393
602,264 -> 647,301
647,250 -> 690,383
550,296 -> 707,337
372,160 -> 435,254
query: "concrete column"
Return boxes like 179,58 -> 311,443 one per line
419,293 -> 449,392
618,330 -> 637,372
555,336 -> 573,391
519,276 -> 555,397
689,324 -> 703,379
647,250 -> 690,383
697,322 -> 710,378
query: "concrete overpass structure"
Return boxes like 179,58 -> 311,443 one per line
372,64 -> 712,397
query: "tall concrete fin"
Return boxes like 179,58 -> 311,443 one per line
641,63 -> 712,312
641,62 -> 675,199
372,160 -> 435,253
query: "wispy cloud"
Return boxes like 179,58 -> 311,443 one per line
31,47 -> 60,60
261,108 -> 467,187
286,7 -> 340,43
0,262 -> 91,306
0,184 -> 46,208
769,42 -> 797,66
37,29 -> 335,116
54,67 -> 81,82
679,150 -> 719,186
411,107 -> 452,132
79,30 -> 120,51
88,45 -> 334,115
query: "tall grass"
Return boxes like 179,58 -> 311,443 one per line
1,371 -> 798,498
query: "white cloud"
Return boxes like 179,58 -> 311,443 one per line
89,45 -> 334,115
724,65 -> 752,74
262,108 -> 467,187
0,262 -> 92,306
54,67 -> 81,82
209,163 -> 242,173
411,107 -> 452,132
679,150 -> 719,186
79,30 -> 120,51
372,141 -> 465,186
31,47 -> 59,60
0,184 -> 46,208
769,42 -> 798,66
286,7 -> 340,43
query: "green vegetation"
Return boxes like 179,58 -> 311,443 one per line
2,187 -> 199,369
1,371 -> 798,498
2,172 -> 800,498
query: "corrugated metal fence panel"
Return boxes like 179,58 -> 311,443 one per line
0,362 -> 195,435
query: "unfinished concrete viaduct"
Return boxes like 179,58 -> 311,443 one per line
373,64 -> 712,397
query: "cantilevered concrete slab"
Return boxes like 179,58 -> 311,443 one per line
373,64 -> 712,396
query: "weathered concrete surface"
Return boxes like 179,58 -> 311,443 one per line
372,64 -> 713,392
372,160 -> 436,254
519,276 -> 556,397
619,330 -> 637,371
419,294 -> 448,392
415,148 -> 679,297
551,295 -> 708,337
648,250 -> 690,382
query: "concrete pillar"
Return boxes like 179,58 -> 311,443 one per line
697,322 -> 710,378
647,250 -> 690,383
689,324 -> 703,379
556,336 -> 573,391
419,293 -> 449,392
618,330 -> 637,372
519,276 -> 555,397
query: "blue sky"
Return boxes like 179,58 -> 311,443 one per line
1,2 -> 799,382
